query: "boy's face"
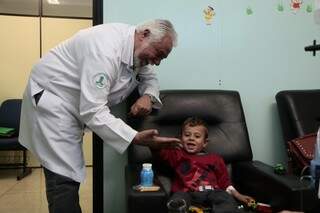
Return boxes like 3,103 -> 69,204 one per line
181,124 -> 208,154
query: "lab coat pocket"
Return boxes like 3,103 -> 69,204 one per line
30,79 -> 45,107
34,90 -> 72,142
35,90 -> 82,143
34,90 -> 44,106
36,90 -> 63,119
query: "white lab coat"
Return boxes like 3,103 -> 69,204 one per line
19,23 -> 162,182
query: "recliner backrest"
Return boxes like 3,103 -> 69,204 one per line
127,90 -> 253,166
0,99 -> 22,137
276,90 -> 320,142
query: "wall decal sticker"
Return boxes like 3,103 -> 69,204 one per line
291,0 -> 303,13
203,5 -> 215,25
277,1 -> 285,12
246,6 -> 253,15
306,4 -> 313,13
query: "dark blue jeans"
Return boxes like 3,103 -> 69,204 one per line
43,167 -> 81,213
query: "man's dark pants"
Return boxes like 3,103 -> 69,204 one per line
43,167 -> 82,213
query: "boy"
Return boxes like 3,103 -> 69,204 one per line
154,117 -> 254,212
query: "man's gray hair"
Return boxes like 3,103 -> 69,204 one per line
136,19 -> 178,47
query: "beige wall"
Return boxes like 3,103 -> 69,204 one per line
0,15 -> 39,100
0,15 -> 39,165
0,15 -> 93,166
41,18 -> 92,54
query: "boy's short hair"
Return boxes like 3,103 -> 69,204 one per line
182,117 -> 209,139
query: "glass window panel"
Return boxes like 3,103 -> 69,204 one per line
42,0 -> 92,18
0,0 -> 39,16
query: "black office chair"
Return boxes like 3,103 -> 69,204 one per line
276,89 -> 320,144
0,99 -> 31,180
125,90 -> 317,213
276,89 -> 320,212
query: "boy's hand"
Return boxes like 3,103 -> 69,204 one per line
132,129 -> 181,148
244,197 -> 256,209
236,194 -> 255,206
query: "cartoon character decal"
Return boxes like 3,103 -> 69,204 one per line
291,0 -> 303,13
277,1 -> 284,12
306,4 -> 313,13
203,6 -> 215,25
246,6 -> 253,15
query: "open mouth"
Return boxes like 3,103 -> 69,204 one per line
186,143 -> 196,150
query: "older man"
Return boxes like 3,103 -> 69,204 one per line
19,19 -> 179,213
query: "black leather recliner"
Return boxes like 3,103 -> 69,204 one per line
276,89 -> 320,211
126,90 -> 316,213
276,89 -> 320,144
0,99 -> 32,180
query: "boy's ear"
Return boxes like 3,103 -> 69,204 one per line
203,139 -> 209,147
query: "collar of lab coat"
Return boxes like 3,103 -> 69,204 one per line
121,26 -> 135,71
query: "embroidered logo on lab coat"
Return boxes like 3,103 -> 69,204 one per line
93,73 -> 107,89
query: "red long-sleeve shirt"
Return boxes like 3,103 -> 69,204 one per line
158,148 -> 231,192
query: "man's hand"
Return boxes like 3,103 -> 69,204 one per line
132,129 -> 181,148
129,95 -> 152,117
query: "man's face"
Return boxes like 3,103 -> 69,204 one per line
181,125 -> 208,154
133,34 -> 173,69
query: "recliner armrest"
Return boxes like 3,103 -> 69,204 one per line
232,160 -> 319,212
125,165 -> 169,213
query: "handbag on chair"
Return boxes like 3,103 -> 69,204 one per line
287,133 -> 316,175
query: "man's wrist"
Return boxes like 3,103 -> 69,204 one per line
145,93 -> 156,104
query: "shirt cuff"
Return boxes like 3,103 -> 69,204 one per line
144,93 -> 162,109
226,185 -> 236,194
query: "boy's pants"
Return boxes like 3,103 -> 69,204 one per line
43,167 -> 82,213
169,190 -> 243,213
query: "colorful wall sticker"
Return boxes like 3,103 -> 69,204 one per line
290,0 -> 303,13
277,1 -> 285,12
203,5 -> 215,25
246,6 -> 253,15
306,3 -> 313,13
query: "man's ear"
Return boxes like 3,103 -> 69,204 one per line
136,29 -> 150,42
142,29 -> 151,38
